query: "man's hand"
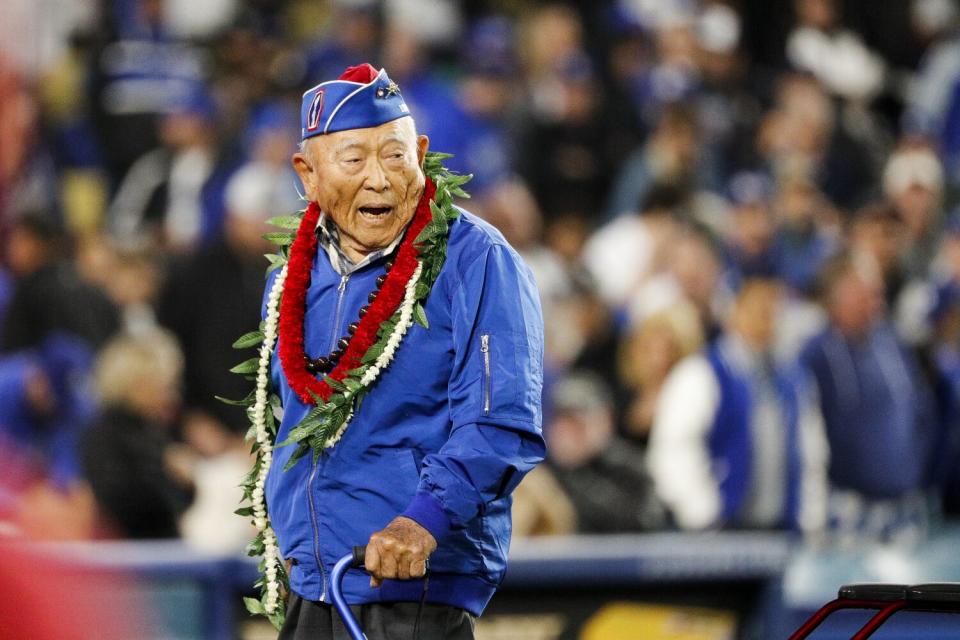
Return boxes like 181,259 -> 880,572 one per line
364,516 -> 437,587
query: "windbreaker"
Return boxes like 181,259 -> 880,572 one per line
263,209 -> 545,616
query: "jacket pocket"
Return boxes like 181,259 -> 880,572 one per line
476,330 -> 529,420
480,333 -> 492,416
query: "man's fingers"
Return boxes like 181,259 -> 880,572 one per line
377,541 -> 399,580
396,550 -> 413,580
366,540 -> 385,588
400,544 -> 428,580
364,539 -> 381,578
410,557 -> 427,578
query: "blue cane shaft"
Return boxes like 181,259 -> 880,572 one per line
330,552 -> 368,640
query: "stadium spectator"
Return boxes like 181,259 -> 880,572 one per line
924,280 -> 960,514
81,329 -> 192,539
584,181 -> 685,311
628,226 -> 723,338
882,144 -> 947,279
647,276 -> 828,531
510,465 -> 578,538
378,21 -> 460,151
97,240 -> 163,335
772,168 -> 841,294
229,101 -> 303,219
757,73 -> 874,210
0,57 -> 59,224
1,213 -> 119,353
87,0 -> 207,185
546,267 -> 623,398
303,2 -> 380,82
0,334 -> 97,492
474,177 -> 572,318
156,146 -> 282,439
108,86 -> 242,252
617,301 -> 705,444
518,50 -> 614,228
800,253 -> 938,543
439,16 -> 518,193
848,202 -> 908,307
546,372 -> 666,533
606,105 -> 704,222
722,171 -> 778,283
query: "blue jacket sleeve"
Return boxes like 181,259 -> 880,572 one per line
401,243 -> 546,540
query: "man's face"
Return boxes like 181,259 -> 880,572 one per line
293,118 -> 429,260
731,280 -> 781,351
830,266 -> 882,339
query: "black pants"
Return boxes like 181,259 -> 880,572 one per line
278,593 -> 476,640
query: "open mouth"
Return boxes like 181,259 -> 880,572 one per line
359,206 -> 393,217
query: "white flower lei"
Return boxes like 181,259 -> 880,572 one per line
250,260 -> 424,610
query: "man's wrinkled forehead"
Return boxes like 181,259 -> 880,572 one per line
308,118 -> 419,157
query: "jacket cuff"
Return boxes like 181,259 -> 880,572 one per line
401,491 -> 452,543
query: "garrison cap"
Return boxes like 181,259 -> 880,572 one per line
300,63 -> 410,140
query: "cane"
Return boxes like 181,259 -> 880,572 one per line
330,546 -> 369,640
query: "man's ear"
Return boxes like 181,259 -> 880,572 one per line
292,150 -> 316,200
416,134 -> 430,166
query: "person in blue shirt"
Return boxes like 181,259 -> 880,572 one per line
259,63 -> 544,639
0,333 -> 97,493
800,252 -> 938,544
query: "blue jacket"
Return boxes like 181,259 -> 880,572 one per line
263,209 -> 545,616
706,343 -> 803,528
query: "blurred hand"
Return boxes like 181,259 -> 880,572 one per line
364,516 -> 437,587
164,443 -> 197,487
24,367 -> 56,417
182,410 -> 234,457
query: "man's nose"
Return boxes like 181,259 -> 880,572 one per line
363,160 -> 390,192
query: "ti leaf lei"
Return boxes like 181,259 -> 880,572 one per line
223,152 -> 469,628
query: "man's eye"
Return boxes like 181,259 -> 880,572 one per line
345,158 -> 361,164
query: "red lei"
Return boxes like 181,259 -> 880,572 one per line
278,178 -> 436,405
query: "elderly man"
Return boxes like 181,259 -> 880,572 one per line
241,64 -> 544,639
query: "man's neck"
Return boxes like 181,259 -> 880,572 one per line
339,238 -> 372,264
316,214 -> 405,276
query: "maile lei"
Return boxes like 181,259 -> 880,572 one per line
223,152 -> 469,629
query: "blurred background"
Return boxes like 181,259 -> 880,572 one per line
3,0 -> 960,638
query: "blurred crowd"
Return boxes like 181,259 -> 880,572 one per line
2,0 -> 960,552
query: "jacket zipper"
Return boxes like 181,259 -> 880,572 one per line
305,274 -> 348,602
481,334 -> 491,414
307,458 -> 328,600
329,275 -> 350,351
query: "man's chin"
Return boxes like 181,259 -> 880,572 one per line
353,226 -> 403,254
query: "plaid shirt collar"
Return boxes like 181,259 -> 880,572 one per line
315,214 -> 405,275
